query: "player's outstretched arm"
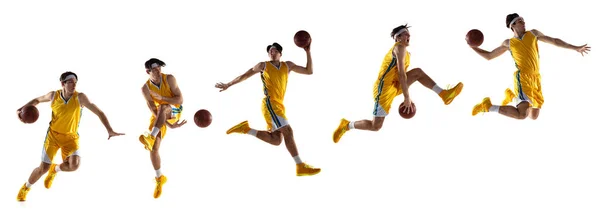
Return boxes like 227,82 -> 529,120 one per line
215,62 -> 263,92
78,93 -> 125,140
531,29 -> 591,56
470,39 -> 510,60
16,91 -> 54,115
288,42 -> 313,75
18,91 -> 54,108
394,44 -> 413,113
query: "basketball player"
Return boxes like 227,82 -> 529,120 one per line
16,71 -> 124,202
470,13 -> 590,119
139,58 -> 187,198
332,24 -> 464,143
215,42 -> 321,176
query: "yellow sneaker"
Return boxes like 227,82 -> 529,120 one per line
139,132 -> 156,151
472,97 -> 492,116
16,183 -> 30,202
502,88 -> 516,105
439,82 -> 464,105
154,175 -> 167,199
296,163 -> 321,176
44,164 -> 58,189
333,118 -> 350,143
226,120 -> 250,134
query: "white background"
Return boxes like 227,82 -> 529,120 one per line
1,0 -> 598,212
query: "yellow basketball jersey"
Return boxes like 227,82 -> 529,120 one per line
509,31 -> 540,74
375,42 -> 411,88
146,73 -> 181,108
49,90 -> 82,135
260,61 -> 289,104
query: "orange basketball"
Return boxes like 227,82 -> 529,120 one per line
294,30 -> 311,48
398,103 -> 416,119
466,29 -> 484,47
19,105 -> 39,124
194,109 -> 212,128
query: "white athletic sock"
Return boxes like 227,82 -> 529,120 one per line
293,156 -> 302,164
151,127 -> 160,137
155,168 -> 163,178
348,121 -> 355,130
25,181 -> 33,188
432,84 -> 443,94
248,129 -> 257,136
489,105 -> 500,113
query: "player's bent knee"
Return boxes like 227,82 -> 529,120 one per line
272,136 -> 283,146
278,125 -> 294,136
372,122 -> 383,131
69,162 -> 80,171
68,155 -> 81,171
530,109 -> 540,120
39,163 -> 51,173
516,102 -> 531,120
516,109 -> 529,119
371,117 -> 385,131
410,67 -> 424,75
271,131 -> 284,145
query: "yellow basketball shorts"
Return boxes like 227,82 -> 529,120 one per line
373,82 -> 403,117
261,97 -> 289,131
41,128 -> 79,164
514,71 -> 544,108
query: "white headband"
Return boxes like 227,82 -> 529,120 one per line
394,28 -> 409,40
509,16 -> 523,28
151,63 -> 160,68
62,74 -> 76,82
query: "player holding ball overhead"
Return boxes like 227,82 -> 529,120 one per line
332,24 -> 464,143
215,31 -> 321,177
469,13 -> 591,120
139,58 -> 187,199
16,71 -> 124,202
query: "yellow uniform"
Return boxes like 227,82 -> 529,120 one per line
372,41 -> 411,116
509,31 -> 544,108
42,90 -> 82,164
260,61 -> 290,131
146,73 -> 182,138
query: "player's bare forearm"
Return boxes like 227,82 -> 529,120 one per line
228,69 -> 256,87
160,96 -> 183,105
305,51 -> 314,74
96,111 -> 115,133
470,47 -> 493,60
398,71 -> 410,99
23,92 -> 53,107
551,38 -> 578,50
24,99 -> 40,107
227,73 -> 249,86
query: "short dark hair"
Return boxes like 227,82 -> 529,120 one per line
144,58 -> 166,70
390,24 -> 410,38
506,13 -> 520,28
59,71 -> 78,82
266,42 -> 283,53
